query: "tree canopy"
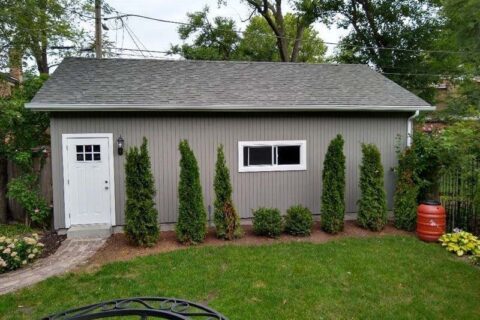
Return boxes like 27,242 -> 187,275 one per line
170,7 -> 327,62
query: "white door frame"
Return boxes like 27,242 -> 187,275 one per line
62,133 -> 116,228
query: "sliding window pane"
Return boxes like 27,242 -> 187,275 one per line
248,146 -> 272,166
277,146 -> 301,165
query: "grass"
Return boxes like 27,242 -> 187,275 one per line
0,224 -> 33,238
0,236 -> 479,319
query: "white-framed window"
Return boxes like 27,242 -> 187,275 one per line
238,140 -> 307,172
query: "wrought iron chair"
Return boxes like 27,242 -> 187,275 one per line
42,297 -> 229,320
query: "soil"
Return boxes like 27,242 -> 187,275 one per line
38,232 -> 66,259
85,221 -> 412,271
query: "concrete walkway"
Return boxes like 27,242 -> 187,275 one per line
0,238 -> 105,295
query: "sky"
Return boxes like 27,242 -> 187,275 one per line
103,0 -> 347,58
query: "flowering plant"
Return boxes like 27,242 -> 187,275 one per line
0,233 -> 44,273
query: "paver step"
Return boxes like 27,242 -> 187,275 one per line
67,224 -> 112,239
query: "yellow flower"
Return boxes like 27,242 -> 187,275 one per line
11,251 -> 17,257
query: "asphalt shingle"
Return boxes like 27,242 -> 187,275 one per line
31,57 -> 430,108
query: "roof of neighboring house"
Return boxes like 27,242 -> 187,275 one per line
27,57 -> 433,112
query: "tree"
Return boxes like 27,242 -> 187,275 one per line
176,140 -> 207,244
334,0 -> 456,103
213,145 -> 242,239
440,0 -> 480,116
0,0 -> 114,74
124,137 -> 159,246
172,4 -> 329,62
0,74 -> 50,225
357,143 -> 387,231
239,0 -> 336,62
320,134 -> 346,233
238,14 -> 326,62
169,7 -> 240,61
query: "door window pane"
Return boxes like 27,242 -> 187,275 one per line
248,146 -> 272,166
76,144 -> 101,162
277,146 -> 301,165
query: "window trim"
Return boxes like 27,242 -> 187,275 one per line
238,140 -> 307,172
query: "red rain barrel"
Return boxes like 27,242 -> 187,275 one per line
416,200 -> 446,242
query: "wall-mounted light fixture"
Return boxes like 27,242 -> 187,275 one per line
117,136 -> 124,155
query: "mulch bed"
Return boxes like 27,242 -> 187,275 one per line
38,232 -> 66,259
85,221 -> 413,270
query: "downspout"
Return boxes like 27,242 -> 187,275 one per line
407,110 -> 420,147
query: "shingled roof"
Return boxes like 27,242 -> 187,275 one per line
27,57 -> 432,111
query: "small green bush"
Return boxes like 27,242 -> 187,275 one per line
285,205 -> 313,236
176,140 -> 207,244
321,134 -> 346,234
357,143 -> 388,231
124,137 -> 159,247
214,145 -> 242,239
7,174 -> 50,228
252,207 -> 283,238
393,148 -> 419,231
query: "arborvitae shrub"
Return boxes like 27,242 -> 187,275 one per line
252,207 -> 283,238
320,134 -> 346,234
357,143 -> 388,231
285,205 -> 313,236
222,200 -> 243,240
176,140 -> 207,244
124,137 -> 159,246
394,148 -> 419,231
213,145 -> 242,240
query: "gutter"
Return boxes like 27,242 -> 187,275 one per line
407,110 -> 420,147
25,103 -> 436,112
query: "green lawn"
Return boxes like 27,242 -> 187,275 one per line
0,236 -> 479,319
0,224 -> 33,238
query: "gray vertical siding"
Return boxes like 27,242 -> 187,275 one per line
50,112 -> 409,229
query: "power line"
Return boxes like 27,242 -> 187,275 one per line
101,12 -> 480,55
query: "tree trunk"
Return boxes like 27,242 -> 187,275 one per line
0,157 -> 8,224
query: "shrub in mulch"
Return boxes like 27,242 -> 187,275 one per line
252,208 -> 283,238
285,205 -> 313,236
357,143 -> 387,231
176,140 -> 207,244
213,145 -> 242,240
320,134 -> 346,234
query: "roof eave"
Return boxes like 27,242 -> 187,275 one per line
26,103 -> 435,112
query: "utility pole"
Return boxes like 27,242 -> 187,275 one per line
95,0 -> 102,58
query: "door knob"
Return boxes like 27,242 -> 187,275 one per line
105,186 -> 109,190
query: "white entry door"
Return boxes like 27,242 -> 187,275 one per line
63,134 -> 115,227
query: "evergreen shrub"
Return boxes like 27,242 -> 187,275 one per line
124,137 -> 159,246
176,140 -> 207,244
252,207 -> 283,238
320,134 -> 346,233
213,145 -> 242,239
357,143 -> 388,231
285,205 -> 313,236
